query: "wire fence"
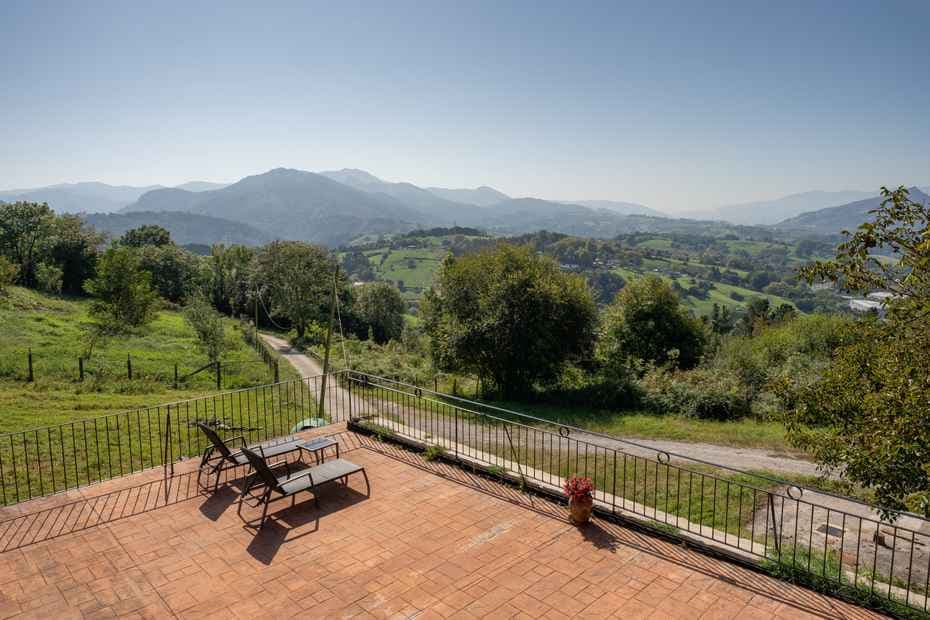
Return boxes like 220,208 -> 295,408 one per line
4,347 -> 273,389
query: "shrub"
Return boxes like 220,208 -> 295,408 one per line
183,294 -> 227,363
35,262 -> 63,294
0,256 -> 18,293
638,366 -> 752,420
423,444 -> 446,461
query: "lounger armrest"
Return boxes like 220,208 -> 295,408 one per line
224,435 -> 246,448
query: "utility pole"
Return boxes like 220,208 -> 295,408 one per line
317,266 -> 338,418
254,291 -> 259,331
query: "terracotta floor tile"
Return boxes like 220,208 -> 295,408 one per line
0,431 -> 890,619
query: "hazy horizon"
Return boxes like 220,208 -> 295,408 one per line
2,1 -> 928,213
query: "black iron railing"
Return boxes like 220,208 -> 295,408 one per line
0,372 -> 353,506
344,371 -> 930,615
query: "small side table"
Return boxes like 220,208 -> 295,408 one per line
300,437 -> 339,465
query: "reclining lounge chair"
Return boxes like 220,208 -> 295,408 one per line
237,446 -> 369,530
195,421 -> 305,491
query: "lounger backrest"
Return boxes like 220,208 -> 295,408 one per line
240,447 -> 281,490
195,421 -> 233,459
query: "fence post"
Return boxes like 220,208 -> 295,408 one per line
215,361 -> 221,390
434,376 -> 438,392
274,360 -> 279,383
78,357 -> 84,381
127,354 -> 132,380
27,349 -> 33,382
173,363 -> 178,389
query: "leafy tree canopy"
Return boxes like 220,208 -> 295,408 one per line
785,187 -> 930,517
251,241 -> 343,340
354,281 -> 405,344
0,201 -> 55,286
598,275 -> 706,370
422,243 -> 597,397
84,246 -> 159,331
119,225 -> 172,248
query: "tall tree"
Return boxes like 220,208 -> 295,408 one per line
251,241 -> 342,340
84,246 -> 159,331
785,187 -> 930,517
355,281 -> 405,343
598,275 -> 706,370
0,202 -> 55,286
422,244 -> 597,397
47,215 -> 103,295
209,244 -> 255,316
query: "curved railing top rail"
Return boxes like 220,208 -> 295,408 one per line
345,370 -> 930,525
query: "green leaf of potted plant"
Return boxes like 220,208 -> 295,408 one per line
563,475 -> 595,525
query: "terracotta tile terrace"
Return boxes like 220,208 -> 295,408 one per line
0,425 -> 884,619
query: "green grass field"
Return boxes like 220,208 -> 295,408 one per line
0,286 -> 282,433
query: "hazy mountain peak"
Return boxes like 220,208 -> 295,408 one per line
425,185 -> 511,207
319,168 -> 384,186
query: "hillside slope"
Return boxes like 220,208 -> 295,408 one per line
715,190 -> 876,225
123,168 -> 427,245
319,168 -> 478,223
775,187 -> 930,233
425,185 -> 510,206
83,211 -> 270,245
568,199 -> 665,217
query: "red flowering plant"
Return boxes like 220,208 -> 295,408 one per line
563,475 -> 595,501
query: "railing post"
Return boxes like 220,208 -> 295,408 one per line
274,360 -> 279,383
78,357 -> 84,381
347,375 -> 354,421
163,405 -> 174,476
27,349 -> 33,382
215,361 -> 221,390
173,363 -> 178,389
768,494 -> 781,557
127,354 -> 133,380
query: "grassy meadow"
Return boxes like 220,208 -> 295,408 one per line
0,286 -> 283,433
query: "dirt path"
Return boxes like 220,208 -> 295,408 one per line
260,333 -> 325,376
262,334 -> 820,477
260,334 -> 354,421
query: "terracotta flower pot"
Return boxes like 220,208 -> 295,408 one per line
569,494 -> 593,525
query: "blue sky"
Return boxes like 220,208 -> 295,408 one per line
1,0 -> 928,212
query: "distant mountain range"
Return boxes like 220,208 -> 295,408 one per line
0,180 -> 227,213
775,187 -> 930,234
122,168 -> 424,246
116,168 -> 675,244
5,169 -> 927,246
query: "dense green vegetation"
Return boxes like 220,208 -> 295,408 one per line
341,227 -> 847,317
785,187 -> 930,517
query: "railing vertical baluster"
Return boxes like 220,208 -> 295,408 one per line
11,435 -> 20,503
35,430 -> 43,497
